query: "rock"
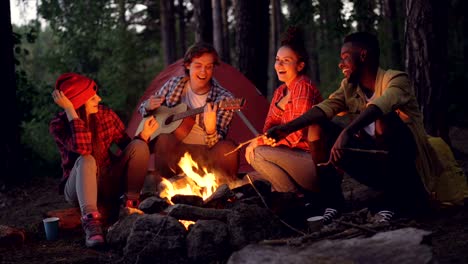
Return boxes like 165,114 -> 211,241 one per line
165,204 -> 230,222
228,227 -> 434,264
122,214 -> 188,264
227,203 -> 289,250
231,180 -> 271,199
0,225 -> 25,247
107,213 -> 143,249
186,220 -> 230,263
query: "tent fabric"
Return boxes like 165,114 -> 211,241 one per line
126,59 -> 270,173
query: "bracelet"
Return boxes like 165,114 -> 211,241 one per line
134,134 -> 148,144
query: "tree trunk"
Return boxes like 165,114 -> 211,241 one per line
221,0 -> 230,63
0,0 -> 20,183
194,0 -> 213,43
382,0 -> 403,69
160,0 -> 177,66
405,0 -> 449,140
235,0 -> 269,96
269,0 -> 284,96
176,0 -> 187,58
212,0 -> 224,60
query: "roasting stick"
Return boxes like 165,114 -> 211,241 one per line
317,148 -> 389,167
224,135 -> 264,156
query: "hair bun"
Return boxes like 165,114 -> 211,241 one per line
281,26 -> 305,47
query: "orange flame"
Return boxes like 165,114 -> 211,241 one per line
159,152 -> 219,201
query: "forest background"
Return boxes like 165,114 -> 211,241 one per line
1,0 -> 467,185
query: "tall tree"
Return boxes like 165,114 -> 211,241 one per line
269,0 -> 284,95
161,0 -> 177,66
221,0 -> 230,63
0,0 -> 20,183
194,0 -> 213,43
235,0 -> 269,96
405,0 -> 449,140
379,0 -> 404,69
317,0 -> 348,96
176,0 -> 187,57
212,0 -> 225,60
284,0 -> 320,85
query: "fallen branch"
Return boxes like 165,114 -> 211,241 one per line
332,220 -> 378,234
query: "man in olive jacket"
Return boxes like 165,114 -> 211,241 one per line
267,32 -> 434,223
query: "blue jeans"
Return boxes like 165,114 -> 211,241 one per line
249,145 -> 317,192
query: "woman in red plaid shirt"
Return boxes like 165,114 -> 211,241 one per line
245,27 -> 323,198
49,73 -> 158,248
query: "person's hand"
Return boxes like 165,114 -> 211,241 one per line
330,128 -> 353,166
52,90 -> 74,110
139,116 -> 159,142
245,137 -> 261,164
261,135 -> 277,146
265,125 -> 290,142
144,95 -> 165,111
204,102 -> 217,135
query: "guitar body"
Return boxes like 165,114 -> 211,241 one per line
136,104 -> 195,141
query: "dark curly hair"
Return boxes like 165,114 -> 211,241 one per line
183,42 -> 220,75
279,26 -> 310,75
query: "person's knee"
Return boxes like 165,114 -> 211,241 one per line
249,146 -> 269,166
213,139 -> 236,152
77,155 -> 96,167
129,139 -> 150,156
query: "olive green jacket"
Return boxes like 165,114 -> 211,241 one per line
316,68 -> 467,205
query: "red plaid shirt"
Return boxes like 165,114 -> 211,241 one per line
49,105 -> 131,193
263,75 -> 323,151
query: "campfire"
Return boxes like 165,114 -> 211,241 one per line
107,151 -> 297,264
159,152 -> 219,202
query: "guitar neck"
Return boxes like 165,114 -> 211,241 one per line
172,106 -> 204,121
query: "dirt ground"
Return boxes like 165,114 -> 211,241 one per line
1,127 -> 468,264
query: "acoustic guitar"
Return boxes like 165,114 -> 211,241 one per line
135,98 -> 246,141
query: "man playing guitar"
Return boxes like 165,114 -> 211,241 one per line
138,42 -> 239,184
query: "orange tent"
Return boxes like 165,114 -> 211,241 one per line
126,59 -> 270,173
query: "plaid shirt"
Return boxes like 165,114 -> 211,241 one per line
263,75 -> 322,151
49,105 -> 131,193
139,76 -> 235,145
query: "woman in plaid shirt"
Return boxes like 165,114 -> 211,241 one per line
245,27 -> 323,197
139,42 -> 239,184
50,73 -> 158,248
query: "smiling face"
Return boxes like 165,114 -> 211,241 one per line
84,94 -> 101,115
338,42 -> 365,84
185,53 -> 215,93
275,46 -> 304,86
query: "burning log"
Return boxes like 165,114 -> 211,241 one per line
171,194 -> 204,207
203,184 -> 235,208
165,204 -> 230,222
139,196 -> 171,214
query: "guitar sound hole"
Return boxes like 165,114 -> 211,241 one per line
165,115 -> 174,125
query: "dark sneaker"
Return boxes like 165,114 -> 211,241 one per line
81,212 -> 105,248
373,210 -> 395,224
323,208 -> 340,224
